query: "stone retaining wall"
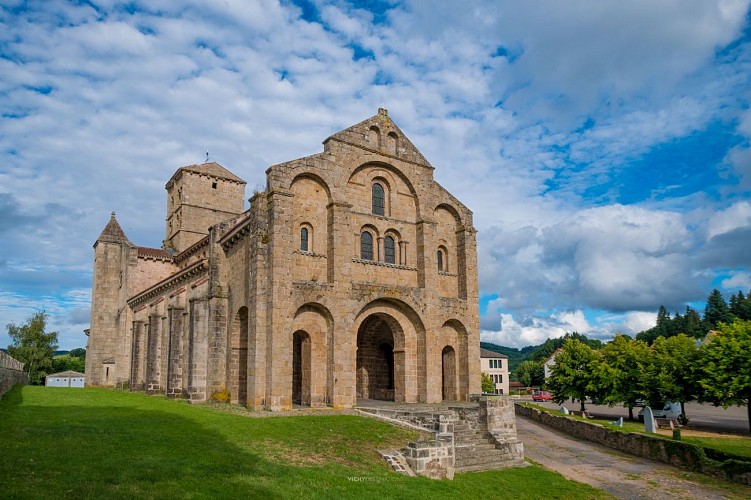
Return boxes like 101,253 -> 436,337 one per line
0,351 -> 28,399
516,403 -> 751,486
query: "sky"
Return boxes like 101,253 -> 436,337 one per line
1,0 -> 750,351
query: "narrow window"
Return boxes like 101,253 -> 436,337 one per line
300,227 -> 309,252
212,182 -> 217,189
360,232 -> 373,260
437,249 -> 443,271
384,236 -> 395,264
372,183 -> 385,216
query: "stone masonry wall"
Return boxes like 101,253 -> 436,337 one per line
0,351 -> 28,399
515,403 -> 751,486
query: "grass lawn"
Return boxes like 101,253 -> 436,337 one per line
520,402 -> 751,459
0,387 -> 610,499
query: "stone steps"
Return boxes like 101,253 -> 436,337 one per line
456,449 -> 513,468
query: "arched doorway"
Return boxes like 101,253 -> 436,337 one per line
356,315 -> 396,401
292,331 -> 311,406
229,307 -> 248,405
442,345 -> 457,401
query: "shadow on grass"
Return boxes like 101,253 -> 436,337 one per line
0,391 -> 280,498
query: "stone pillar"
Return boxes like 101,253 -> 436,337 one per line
129,321 -> 145,391
166,307 -> 185,398
327,201 -> 352,284
187,298 -> 209,402
145,314 -> 161,394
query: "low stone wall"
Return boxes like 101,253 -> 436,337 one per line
516,403 -> 751,486
0,351 -> 28,399
402,439 -> 454,480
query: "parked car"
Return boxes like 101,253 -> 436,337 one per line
638,402 -> 682,422
532,390 -> 553,402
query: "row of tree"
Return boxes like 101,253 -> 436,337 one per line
636,288 -> 751,343
545,320 -> 751,433
5,312 -> 86,385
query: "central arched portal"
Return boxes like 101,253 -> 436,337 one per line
356,315 -> 397,401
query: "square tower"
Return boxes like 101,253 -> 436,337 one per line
164,162 -> 246,253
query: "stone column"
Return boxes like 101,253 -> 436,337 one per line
145,314 -> 161,394
166,307 -> 185,398
129,320 -> 145,391
187,298 -> 209,402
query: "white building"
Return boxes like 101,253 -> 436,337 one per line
480,348 -> 509,395
45,371 -> 86,388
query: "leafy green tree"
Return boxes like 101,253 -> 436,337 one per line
644,334 -> 700,424
51,354 -> 85,374
68,348 -> 86,359
590,335 -> 650,420
515,360 -> 545,388
704,289 -> 733,331
6,312 -> 59,385
698,320 -> 751,433
546,338 -> 598,412
481,372 -> 495,393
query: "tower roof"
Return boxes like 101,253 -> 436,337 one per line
166,161 -> 245,188
324,108 -> 432,168
95,212 -> 129,245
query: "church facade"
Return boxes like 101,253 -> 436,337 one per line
85,109 -> 480,410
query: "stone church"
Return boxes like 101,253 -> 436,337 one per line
85,109 -> 480,410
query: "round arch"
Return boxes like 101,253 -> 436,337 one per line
353,298 -> 427,403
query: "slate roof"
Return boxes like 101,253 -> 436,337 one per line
480,348 -> 508,359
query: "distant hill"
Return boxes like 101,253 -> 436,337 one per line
481,332 -> 603,381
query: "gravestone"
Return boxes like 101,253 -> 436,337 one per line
643,406 -> 656,433
560,406 -> 569,415
609,416 -> 623,427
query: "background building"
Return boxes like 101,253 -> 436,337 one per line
480,348 -> 509,395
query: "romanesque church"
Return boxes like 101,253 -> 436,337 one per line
85,109 -> 480,410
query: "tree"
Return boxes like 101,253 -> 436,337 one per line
704,289 -> 733,331
6,312 -> 59,385
51,354 -> 85,374
69,347 -> 86,359
481,372 -> 495,393
546,338 -> 597,412
644,334 -> 700,424
515,360 -> 545,388
698,320 -> 751,434
590,335 -> 650,420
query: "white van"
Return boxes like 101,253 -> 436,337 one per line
638,402 -> 682,422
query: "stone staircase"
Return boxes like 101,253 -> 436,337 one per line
453,419 -> 519,473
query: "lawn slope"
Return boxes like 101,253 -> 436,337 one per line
0,387 -> 609,499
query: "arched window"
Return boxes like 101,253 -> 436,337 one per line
384,236 -> 396,264
372,183 -> 385,216
360,232 -> 373,260
300,227 -> 309,252
437,248 -> 444,271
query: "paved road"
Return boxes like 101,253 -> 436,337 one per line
516,415 -> 747,499
525,399 -> 749,434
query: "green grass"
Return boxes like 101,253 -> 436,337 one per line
0,387 -> 610,499
520,402 -> 751,459
681,436 -> 751,459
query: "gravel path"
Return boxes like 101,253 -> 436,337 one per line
517,415 -> 747,499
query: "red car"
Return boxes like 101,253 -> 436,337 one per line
532,390 -> 553,402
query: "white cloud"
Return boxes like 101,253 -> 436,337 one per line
0,1 -> 749,349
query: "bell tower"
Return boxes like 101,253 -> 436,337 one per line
164,162 -> 246,253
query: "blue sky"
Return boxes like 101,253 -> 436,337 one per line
1,0 -> 750,350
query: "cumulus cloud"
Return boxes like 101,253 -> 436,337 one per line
0,1 -> 750,349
